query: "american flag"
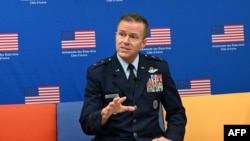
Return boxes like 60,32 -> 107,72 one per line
146,28 -> 171,46
0,33 -> 18,52
25,86 -> 60,104
211,24 -> 244,43
61,30 -> 96,50
177,79 -> 211,97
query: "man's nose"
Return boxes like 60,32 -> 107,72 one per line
123,35 -> 131,43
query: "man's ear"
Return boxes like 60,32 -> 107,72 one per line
141,38 -> 147,49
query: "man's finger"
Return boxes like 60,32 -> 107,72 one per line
117,96 -> 127,103
121,105 -> 136,112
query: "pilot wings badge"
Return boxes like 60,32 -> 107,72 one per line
148,67 -> 158,73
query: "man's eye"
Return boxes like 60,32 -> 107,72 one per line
130,35 -> 138,39
119,32 -> 126,37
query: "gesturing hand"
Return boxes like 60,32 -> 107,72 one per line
101,96 -> 135,125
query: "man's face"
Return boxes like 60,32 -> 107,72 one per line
116,20 -> 146,63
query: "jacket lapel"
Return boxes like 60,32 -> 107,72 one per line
133,54 -> 150,102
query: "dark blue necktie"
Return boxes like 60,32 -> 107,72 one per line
128,64 -> 136,93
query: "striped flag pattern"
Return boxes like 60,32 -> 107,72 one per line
0,33 -> 18,52
25,86 -> 60,104
146,28 -> 171,46
177,79 -> 211,97
211,24 -> 244,43
61,30 -> 96,50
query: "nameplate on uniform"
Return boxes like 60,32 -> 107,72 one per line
105,93 -> 119,99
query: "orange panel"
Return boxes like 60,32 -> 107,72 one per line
162,92 -> 250,141
0,104 -> 56,141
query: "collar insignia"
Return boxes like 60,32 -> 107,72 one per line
140,66 -> 145,70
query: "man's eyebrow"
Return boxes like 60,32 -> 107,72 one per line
117,30 -> 140,35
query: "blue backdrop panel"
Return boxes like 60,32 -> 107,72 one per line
57,101 -> 94,141
0,0 -> 249,104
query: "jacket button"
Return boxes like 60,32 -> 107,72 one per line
133,119 -> 137,123
134,105 -> 137,110
133,132 -> 137,138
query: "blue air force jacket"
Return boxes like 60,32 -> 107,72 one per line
79,53 -> 187,141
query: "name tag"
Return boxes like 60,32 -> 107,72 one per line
105,93 -> 119,99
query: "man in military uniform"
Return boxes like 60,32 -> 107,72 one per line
79,13 -> 187,141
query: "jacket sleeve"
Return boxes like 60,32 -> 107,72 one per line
79,67 -> 109,135
160,60 -> 187,141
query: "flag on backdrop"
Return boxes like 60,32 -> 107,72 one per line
146,28 -> 171,46
177,79 -> 211,97
25,86 -> 60,104
0,33 -> 18,52
61,30 -> 96,50
211,24 -> 244,44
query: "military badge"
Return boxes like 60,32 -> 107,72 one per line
153,100 -> 158,109
148,67 -> 158,73
146,74 -> 163,92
